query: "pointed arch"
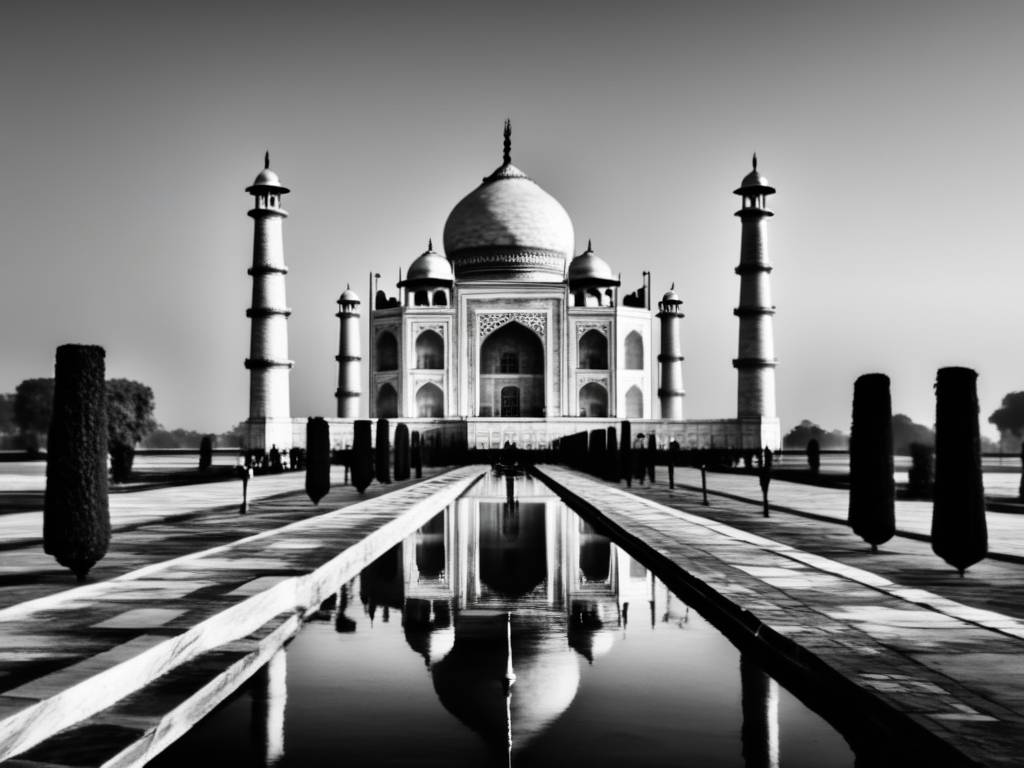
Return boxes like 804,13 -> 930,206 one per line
416,382 -> 444,418
376,383 -> 398,418
376,331 -> 398,371
625,385 -> 643,418
578,329 -> 608,370
624,331 -> 644,370
579,382 -> 608,418
416,330 -> 444,369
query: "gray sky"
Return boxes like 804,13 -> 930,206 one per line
0,1 -> 1020,438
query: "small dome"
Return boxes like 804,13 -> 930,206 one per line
662,287 -> 681,304
734,154 -> 775,195
404,241 -> 454,285
568,241 -> 618,286
246,151 -> 290,193
338,287 -> 360,304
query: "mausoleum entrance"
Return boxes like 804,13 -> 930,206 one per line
478,321 -> 544,417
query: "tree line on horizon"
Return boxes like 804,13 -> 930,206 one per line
0,378 -> 246,451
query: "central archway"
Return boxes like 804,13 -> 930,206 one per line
479,321 -> 544,417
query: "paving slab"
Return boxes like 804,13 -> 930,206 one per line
537,465 -> 1024,768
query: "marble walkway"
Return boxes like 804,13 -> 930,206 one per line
0,466 -> 485,764
675,466 -> 1024,561
537,465 -> 1024,768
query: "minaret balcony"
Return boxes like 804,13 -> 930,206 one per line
246,307 -> 292,318
733,306 -> 776,317
732,357 -> 778,369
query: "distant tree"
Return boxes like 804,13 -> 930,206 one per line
891,414 -> 934,455
106,379 -> 157,482
848,373 -> 895,551
14,378 -> 55,451
0,393 -> 16,434
198,435 -> 214,471
782,419 -> 848,450
988,391 -> 1024,451
907,442 -> 934,498
932,367 -> 987,575
218,421 -> 248,448
143,426 -> 205,449
44,345 -> 109,582
806,438 -> 821,475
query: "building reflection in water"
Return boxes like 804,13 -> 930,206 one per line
356,471 -> 682,759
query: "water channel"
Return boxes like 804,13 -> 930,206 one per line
152,472 -> 862,767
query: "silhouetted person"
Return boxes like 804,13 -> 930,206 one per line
268,444 -> 281,472
633,433 -> 646,484
759,447 -> 773,517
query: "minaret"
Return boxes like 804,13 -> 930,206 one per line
733,154 -> 777,421
244,152 -> 293,450
657,285 -> 685,419
335,286 -> 362,418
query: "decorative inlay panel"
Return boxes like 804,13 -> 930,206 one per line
477,311 -> 546,340
575,321 -> 609,340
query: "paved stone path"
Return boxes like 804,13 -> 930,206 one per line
0,468 -> 319,549
0,468 -> 450,612
537,465 -> 1024,768
677,466 -> 1024,561
0,466 -> 485,763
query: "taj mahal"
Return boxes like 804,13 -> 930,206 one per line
242,122 -> 781,453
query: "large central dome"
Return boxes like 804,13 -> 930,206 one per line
443,122 -> 574,282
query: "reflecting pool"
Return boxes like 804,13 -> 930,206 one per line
152,472 -> 858,767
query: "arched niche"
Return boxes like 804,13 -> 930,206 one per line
376,383 -> 398,418
625,385 -> 643,418
578,329 -> 608,370
416,330 -> 444,369
624,331 -> 644,370
376,332 -> 398,371
578,382 -> 608,418
416,382 -> 444,418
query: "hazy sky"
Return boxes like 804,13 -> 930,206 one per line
1,1 -> 1021,438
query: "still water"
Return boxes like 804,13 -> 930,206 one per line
153,473 -> 857,767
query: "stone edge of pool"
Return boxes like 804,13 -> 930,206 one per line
0,466 -> 488,765
532,464 -> 1017,768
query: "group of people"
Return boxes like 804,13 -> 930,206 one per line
242,444 -> 307,473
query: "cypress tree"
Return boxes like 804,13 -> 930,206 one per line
394,423 -> 411,481
305,417 -> 331,505
848,373 -> 895,551
806,438 -> 820,475
588,429 -> 606,478
44,344 -> 110,582
375,418 -> 391,484
932,367 -> 987,575
351,420 -> 374,493
646,433 -> 657,483
606,426 -> 619,482
412,430 -> 422,478
198,434 -> 213,472
620,421 -> 632,487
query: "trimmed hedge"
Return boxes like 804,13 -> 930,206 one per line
932,367 -> 987,574
44,344 -> 110,581
305,417 -> 331,505
848,373 -> 895,551
351,420 -> 373,494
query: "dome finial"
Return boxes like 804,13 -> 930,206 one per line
428,237 -> 433,251
264,150 -> 270,169
752,152 -> 757,171
503,118 -> 511,165
587,238 -> 593,252
671,281 -> 675,290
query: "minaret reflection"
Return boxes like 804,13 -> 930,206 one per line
740,654 -> 780,768
251,649 -> 287,767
